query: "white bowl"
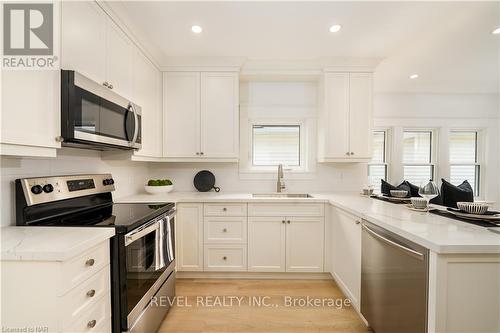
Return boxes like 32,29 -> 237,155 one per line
390,190 -> 408,198
144,185 -> 174,194
457,202 -> 488,215
411,197 -> 428,210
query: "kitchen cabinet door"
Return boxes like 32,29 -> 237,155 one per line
348,73 -> 373,159
200,72 -> 239,158
105,20 -> 133,99
331,207 -> 362,309
319,73 -> 350,160
248,217 -> 286,272
163,72 -> 201,158
1,70 -> 61,156
132,51 -> 162,158
286,217 -> 325,272
61,1 -> 106,86
176,204 -> 204,271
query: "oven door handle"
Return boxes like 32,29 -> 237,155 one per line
125,220 -> 159,246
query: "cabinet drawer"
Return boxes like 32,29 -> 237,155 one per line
65,292 -> 111,332
60,241 -> 110,294
204,217 -> 247,244
61,265 -> 111,327
248,203 -> 324,217
204,203 -> 247,216
204,245 -> 247,271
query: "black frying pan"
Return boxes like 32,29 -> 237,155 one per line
194,170 -> 220,192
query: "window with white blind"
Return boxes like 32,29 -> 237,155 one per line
368,130 -> 388,190
252,125 -> 300,166
449,131 -> 480,195
403,130 -> 435,185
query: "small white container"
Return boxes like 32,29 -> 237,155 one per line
411,197 -> 428,210
457,202 -> 488,215
144,185 -> 174,194
390,190 -> 408,198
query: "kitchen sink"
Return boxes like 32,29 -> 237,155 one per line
252,193 -> 314,198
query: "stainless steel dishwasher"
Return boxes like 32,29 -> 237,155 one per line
361,220 -> 429,333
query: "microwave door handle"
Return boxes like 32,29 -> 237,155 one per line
130,103 -> 139,146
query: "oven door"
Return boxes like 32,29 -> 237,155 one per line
62,70 -> 142,150
124,212 -> 175,330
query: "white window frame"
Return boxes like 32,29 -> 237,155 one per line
239,118 -> 315,177
402,128 -> 438,183
448,129 -> 483,197
368,129 -> 391,189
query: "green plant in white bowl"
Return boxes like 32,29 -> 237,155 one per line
145,179 -> 174,194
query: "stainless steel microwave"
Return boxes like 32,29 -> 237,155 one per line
60,70 -> 142,150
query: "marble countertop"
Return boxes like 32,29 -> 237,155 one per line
1,227 -> 115,261
116,191 -> 500,254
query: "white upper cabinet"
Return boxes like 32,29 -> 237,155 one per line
200,72 -> 239,158
62,1 -> 134,101
163,72 -> 201,158
132,51 -> 162,158
318,72 -> 373,162
163,71 -> 239,161
61,1 -> 106,85
105,21 -> 133,99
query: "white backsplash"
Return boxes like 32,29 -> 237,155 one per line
0,148 -> 149,226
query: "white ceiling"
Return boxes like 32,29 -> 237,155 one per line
107,1 -> 500,94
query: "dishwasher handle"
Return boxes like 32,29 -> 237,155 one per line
362,224 -> 425,261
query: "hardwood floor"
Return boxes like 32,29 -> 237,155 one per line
158,279 -> 371,333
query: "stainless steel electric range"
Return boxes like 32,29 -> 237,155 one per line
15,174 -> 175,333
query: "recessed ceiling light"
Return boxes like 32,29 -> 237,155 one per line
329,24 -> 342,33
492,27 -> 500,34
191,25 -> 202,34
409,74 -> 419,79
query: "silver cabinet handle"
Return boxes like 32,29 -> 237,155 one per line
86,289 -> 96,297
222,256 -> 227,260
362,224 -> 425,260
87,320 -> 97,328
222,228 -> 227,233
85,259 -> 95,266
355,220 -> 361,225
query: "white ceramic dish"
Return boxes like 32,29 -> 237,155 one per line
144,185 -> 174,194
390,190 -> 409,198
411,197 -> 428,210
457,202 -> 489,215
378,194 -> 410,202
406,204 -> 429,212
447,209 -> 500,221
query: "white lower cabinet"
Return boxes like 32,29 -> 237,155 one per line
247,204 -> 325,273
330,206 -> 362,309
248,217 -> 286,272
176,203 -> 204,271
1,241 -> 112,332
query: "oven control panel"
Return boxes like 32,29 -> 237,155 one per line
18,174 -> 115,206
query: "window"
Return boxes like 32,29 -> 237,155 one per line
252,125 -> 300,166
403,130 -> 434,185
368,130 -> 388,190
449,131 -> 480,195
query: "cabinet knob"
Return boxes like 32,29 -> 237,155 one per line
287,220 -> 291,224
282,220 -> 285,224
86,289 -> 96,297
351,152 -> 355,155
222,228 -> 227,233
85,258 -> 95,267
87,320 -> 97,328
222,207 -> 227,211
355,220 -> 361,225
222,256 -> 227,261
200,152 -> 204,155
108,84 -> 113,89
196,152 -> 200,156
102,82 -> 109,87
346,152 -> 350,156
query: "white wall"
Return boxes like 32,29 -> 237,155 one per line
0,148 -> 149,226
374,93 -> 499,202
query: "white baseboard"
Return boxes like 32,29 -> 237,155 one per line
176,271 -> 332,280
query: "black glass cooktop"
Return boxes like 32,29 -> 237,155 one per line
31,202 -> 174,233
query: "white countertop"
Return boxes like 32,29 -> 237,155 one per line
1,227 -> 115,261
116,191 -> 500,254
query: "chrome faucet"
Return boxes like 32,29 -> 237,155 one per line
277,164 -> 286,192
